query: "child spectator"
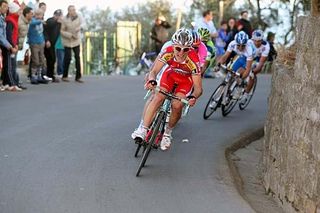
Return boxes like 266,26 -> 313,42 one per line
27,9 -> 47,84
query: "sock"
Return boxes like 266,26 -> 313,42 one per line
138,119 -> 144,129
141,125 -> 149,132
164,126 -> 173,137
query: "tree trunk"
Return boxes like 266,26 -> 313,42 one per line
311,0 -> 320,16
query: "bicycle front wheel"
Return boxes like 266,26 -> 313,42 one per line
239,76 -> 257,110
136,111 -> 165,177
221,82 -> 238,117
203,84 -> 225,119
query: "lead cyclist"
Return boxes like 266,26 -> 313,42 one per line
131,28 -> 202,151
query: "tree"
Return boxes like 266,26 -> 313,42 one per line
79,6 -> 116,32
115,0 -> 174,51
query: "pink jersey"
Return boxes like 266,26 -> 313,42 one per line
197,42 -> 207,67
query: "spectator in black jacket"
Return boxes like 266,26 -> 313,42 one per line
44,9 -> 63,82
267,32 -> 277,62
237,11 -> 252,38
150,15 -> 171,54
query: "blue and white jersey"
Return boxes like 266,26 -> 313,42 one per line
247,39 -> 270,59
226,40 -> 254,61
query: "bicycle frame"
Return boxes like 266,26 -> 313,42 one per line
144,85 -> 189,147
218,65 -> 240,105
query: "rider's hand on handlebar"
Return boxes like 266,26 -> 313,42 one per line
145,79 -> 157,90
187,95 -> 197,106
213,64 -> 220,72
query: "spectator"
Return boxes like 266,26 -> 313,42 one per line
150,15 -> 171,54
18,6 -> 33,50
267,32 -> 277,61
44,9 -> 63,82
55,31 -> 64,77
27,9 -> 47,84
60,5 -> 83,83
226,17 -> 238,48
215,20 -> 229,60
237,10 -> 252,38
0,0 -> 20,91
6,2 -> 27,90
194,10 -> 218,40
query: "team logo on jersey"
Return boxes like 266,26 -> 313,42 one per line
161,52 -> 174,62
186,57 -> 197,72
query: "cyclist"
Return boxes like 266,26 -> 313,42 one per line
191,30 -> 207,72
198,28 -> 216,77
133,30 -> 206,132
241,29 -> 270,102
217,31 -> 254,99
131,28 -> 202,151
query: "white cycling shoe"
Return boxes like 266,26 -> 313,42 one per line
160,134 -> 172,151
131,127 -> 147,141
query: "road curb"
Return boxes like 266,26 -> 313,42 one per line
225,127 -> 264,208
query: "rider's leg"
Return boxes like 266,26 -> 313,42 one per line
246,75 -> 255,93
160,93 -> 185,151
167,95 -> 185,129
137,65 -> 167,129
160,73 -> 193,151
143,92 -> 166,128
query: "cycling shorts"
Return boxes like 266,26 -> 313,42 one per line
230,55 -> 247,72
159,67 -> 193,96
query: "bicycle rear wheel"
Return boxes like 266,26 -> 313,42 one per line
136,111 -> 165,177
239,76 -> 257,110
222,82 -> 239,117
203,84 -> 224,119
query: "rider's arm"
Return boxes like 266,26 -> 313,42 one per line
254,42 -> 270,74
254,56 -> 267,74
243,59 -> 253,79
191,74 -> 203,99
218,51 -> 231,65
148,58 -> 165,80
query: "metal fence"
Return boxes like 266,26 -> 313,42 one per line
82,21 -> 141,76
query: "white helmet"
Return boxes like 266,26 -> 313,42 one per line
171,28 -> 193,47
252,30 -> 264,41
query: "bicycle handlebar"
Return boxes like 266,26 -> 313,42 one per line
144,87 -> 190,117
144,87 -> 189,105
219,64 -> 241,77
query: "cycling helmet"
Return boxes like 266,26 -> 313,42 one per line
235,31 -> 249,45
171,28 -> 193,47
252,29 -> 264,41
192,31 -> 201,47
198,28 -> 210,42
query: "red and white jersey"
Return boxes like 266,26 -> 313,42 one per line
158,46 -> 201,76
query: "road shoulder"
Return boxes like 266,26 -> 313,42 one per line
226,128 -> 284,213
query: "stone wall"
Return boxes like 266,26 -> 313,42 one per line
263,16 -> 320,213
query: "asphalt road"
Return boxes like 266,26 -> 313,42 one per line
0,75 -> 271,213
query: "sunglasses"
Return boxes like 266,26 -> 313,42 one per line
237,44 -> 246,48
174,46 -> 190,53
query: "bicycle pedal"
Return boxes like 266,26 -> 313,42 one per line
134,138 -> 143,145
